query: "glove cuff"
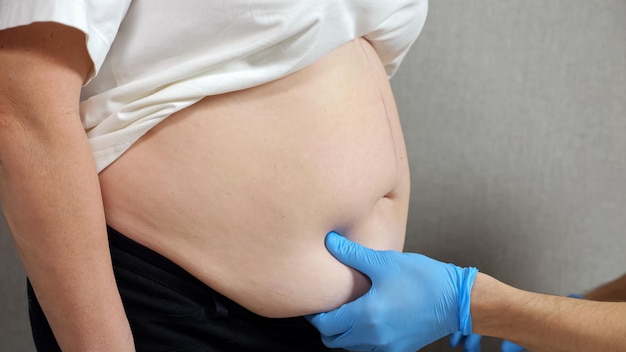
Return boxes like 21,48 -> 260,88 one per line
457,266 -> 479,336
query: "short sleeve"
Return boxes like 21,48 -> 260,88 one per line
367,0 -> 428,77
0,0 -> 132,80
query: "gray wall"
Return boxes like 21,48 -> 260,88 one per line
399,0 -> 626,350
1,213 -> 33,352
1,1 -> 624,351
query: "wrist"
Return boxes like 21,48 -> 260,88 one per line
467,272 -> 519,337
456,266 -> 478,335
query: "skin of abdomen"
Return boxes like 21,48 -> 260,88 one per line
98,38 -> 411,318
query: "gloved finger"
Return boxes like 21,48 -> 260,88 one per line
449,332 -> 482,352
325,231 -> 394,279
463,333 -> 482,352
305,303 -> 357,338
501,340 -> 526,352
315,307 -> 383,351
321,333 -> 375,352
449,331 -> 464,347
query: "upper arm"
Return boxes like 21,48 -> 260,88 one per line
0,22 -> 94,199
0,22 -> 96,180
0,22 -> 92,124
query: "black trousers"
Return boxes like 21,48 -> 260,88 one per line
28,227 -> 333,351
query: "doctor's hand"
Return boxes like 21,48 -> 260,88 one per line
307,232 -> 478,352
449,331 -> 526,352
449,331 -> 483,352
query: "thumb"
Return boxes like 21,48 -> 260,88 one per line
325,232 -> 390,278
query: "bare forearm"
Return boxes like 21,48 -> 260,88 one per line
471,273 -> 626,352
0,23 -> 134,351
0,128 -> 134,351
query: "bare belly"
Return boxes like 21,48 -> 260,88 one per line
98,38 -> 410,318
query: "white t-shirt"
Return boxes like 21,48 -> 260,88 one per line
1,0 -> 428,172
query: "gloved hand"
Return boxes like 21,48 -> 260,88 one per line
307,232 -> 478,352
449,331 -> 482,352
449,294 -> 585,352
499,340 -> 527,352
449,333 -> 524,352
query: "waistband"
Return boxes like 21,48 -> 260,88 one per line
107,226 -> 234,318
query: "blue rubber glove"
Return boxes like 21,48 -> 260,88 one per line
307,232 -> 478,352
499,340 -> 527,352
449,331 -> 482,352
450,334 -> 524,352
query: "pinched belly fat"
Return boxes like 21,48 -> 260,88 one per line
98,38 -> 411,318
